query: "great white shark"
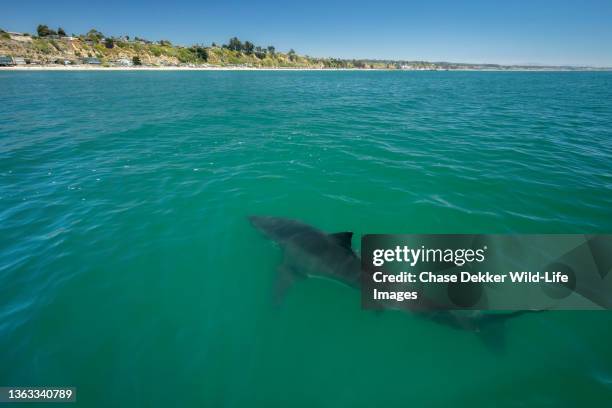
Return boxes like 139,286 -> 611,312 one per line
249,215 -> 544,350
249,215 -> 361,300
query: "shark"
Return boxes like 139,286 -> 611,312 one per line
249,215 -> 361,303
249,215 -> 544,350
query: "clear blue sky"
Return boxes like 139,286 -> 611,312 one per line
3,0 -> 612,66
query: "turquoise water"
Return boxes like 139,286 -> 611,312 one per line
1,71 -> 612,406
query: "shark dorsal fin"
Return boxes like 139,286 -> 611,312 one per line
329,232 -> 353,249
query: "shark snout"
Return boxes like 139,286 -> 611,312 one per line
249,215 -> 301,241
248,215 -> 267,228
248,215 -> 278,234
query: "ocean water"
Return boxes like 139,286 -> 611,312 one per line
1,71 -> 612,406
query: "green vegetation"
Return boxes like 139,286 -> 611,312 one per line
32,38 -> 53,54
1,24 -> 400,68
84,29 -> 104,42
189,46 -> 208,62
36,24 -> 56,37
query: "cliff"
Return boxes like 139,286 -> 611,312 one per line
0,30 -> 393,68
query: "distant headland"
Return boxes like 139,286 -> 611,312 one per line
1,25 -> 609,71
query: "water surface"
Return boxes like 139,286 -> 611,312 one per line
1,71 -> 612,406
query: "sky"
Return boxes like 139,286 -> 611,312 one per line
2,0 -> 612,66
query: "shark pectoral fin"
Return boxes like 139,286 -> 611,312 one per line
329,232 -> 354,249
273,263 -> 300,307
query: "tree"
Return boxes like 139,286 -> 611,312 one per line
57,27 -> 66,36
190,46 -> 208,61
37,24 -> 56,37
86,29 -> 104,42
105,37 -> 114,48
159,40 -> 172,47
243,41 -> 254,55
211,42 -> 217,47
254,46 -> 266,59
288,49 -> 297,62
132,56 -> 142,65
227,37 -> 242,52
267,46 -> 275,55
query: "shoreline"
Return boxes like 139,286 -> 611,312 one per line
1,65 -> 610,72
1,65 -> 371,71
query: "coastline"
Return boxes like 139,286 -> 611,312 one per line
0,65 -> 370,71
1,65 -> 610,72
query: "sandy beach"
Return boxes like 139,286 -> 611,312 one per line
2,65 -> 607,72
0,65 -> 366,71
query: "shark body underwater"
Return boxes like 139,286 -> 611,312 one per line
249,215 -> 544,350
